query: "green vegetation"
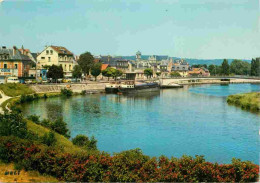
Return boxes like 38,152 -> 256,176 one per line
227,92 -> 260,113
91,63 -> 102,81
72,65 -> 83,79
102,67 -> 113,81
72,134 -> 97,150
47,64 -> 64,82
144,68 -> 153,78
221,59 -> 230,75
230,60 -> 250,75
61,88 -> 73,97
251,58 -> 260,76
170,71 -> 181,77
0,83 -> 35,97
78,51 -> 95,75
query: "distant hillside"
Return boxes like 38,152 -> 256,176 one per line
121,56 -> 251,66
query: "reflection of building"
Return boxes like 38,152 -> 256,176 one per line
0,46 -> 34,77
37,46 -> 76,78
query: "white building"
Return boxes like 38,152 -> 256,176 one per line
37,46 -> 76,78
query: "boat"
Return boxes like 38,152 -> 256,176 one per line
118,80 -> 160,94
105,81 -> 120,93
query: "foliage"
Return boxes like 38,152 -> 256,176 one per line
78,52 -> 94,75
208,64 -> 217,76
170,71 -> 181,77
221,59 -> 230,75
251,58 -> 260,76
102,67 -> 113,81
0,83 -> 35,97
111,68 -> 123,81
230,60 -> 250,75
20,94 -> 34,103
72,65 -> 82,79
27,115 -> 41,124
144,68 -> 153,78
91,63 -> 102,81
81,90 -> 86,95
50,118 -> 71,138
227,92 -> 260,113
0,93 -> 2,98
192,64 -> 207,69
0,136 -> 258,182
41,131 -> 56,146
61,88 -> 73,97
72,135 -> 97,150
156,72 -> 161,77
0,113 -> 27,139
47,65 -> 64,82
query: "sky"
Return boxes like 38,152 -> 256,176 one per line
0,0 -> 259,59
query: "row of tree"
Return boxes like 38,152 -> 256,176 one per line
208,59 -> 259,76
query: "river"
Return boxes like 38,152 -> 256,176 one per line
22,83 -> 260,164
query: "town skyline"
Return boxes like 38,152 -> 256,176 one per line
0,0 -> 259,60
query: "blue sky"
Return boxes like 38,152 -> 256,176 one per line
0,0 -> 259,59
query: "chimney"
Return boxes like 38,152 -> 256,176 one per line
21,45 -> 24,54
13,46 -> 17,55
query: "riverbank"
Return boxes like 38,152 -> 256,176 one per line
227,92 -> 260,113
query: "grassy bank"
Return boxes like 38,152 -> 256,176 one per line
227,92 -> 260,113
0,84 -> 35,97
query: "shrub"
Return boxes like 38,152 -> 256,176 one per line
81,90 -> 86,95
0,113 -> 27,138
72,135 -> 97,150
0,136 -> 259,182
27,115 -> 41,124
61,88 -> 73,97
43,93 -> 48,99
41,131 -> 56,146
50,118 -> 70,138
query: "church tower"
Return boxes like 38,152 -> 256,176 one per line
136,50 -> 141,61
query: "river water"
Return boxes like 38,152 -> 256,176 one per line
22,83 -> 260,164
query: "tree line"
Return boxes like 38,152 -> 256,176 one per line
206,59 -> 259,76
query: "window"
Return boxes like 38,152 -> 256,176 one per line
41,57 -> 45,59
48,57 -> 51,62
50,50 -> 53,55
4,64 -> 7,69
15,64 -> 18,69
46,50 -> 49,55
69,65 -> 71,71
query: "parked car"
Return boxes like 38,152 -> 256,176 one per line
25,80 -> 33,84
62,79 -> 71,83
7,77 -> 19,83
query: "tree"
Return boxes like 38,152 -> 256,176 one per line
156,72 -> 161,77
208,65 -> 216,76
102,67 -> 113,81
72,134 -> 97,150
221,59 -> 230,75
144,68 -> 153,78
230,60 -> 250,75
251,58 -> 260,76
50,118 -> 70,138
72,65 -> 82,80
111,68 -> 123,81
170,71 -> 181,77
47,65 -> 63,82
77,52 -> 94,75
91,63 -> 102,81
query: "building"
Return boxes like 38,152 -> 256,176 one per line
188,67 -> 210,77
37,46 -> 75,78
0,46 -> 34,78
171,59 -> 190,77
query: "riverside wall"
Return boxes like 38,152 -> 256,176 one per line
30,83 -> 106,93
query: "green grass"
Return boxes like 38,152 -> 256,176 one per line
227,92 -> 260,113
0,84 -> 35,97
26,120 -> 88,154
